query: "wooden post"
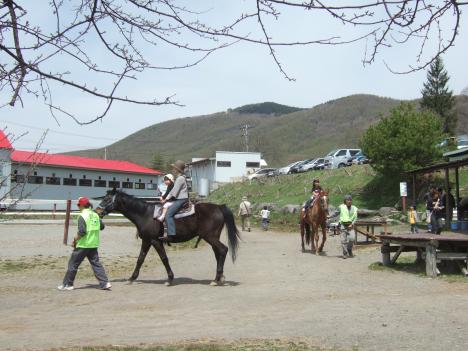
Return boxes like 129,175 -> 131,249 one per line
63,199 -> 71,245
381,242 -> 391,266
412,174 -> 416,210
425,244 -> 438,277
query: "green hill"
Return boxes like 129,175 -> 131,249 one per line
65,94 -> 468,168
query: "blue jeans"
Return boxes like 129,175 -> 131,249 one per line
166,198 -> 188,236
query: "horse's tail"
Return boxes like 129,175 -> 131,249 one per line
220,204 -> 241,263
305,222 -> 311,245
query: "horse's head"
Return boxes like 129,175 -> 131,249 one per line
98,188 -> 119,216
319,189 -> 329,211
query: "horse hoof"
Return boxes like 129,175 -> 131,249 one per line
210,281 -> 218,286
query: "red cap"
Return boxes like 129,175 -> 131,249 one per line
77,197 -> 90,207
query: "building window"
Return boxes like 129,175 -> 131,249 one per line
217,161 -> 231,167
94,179 -> 107,187
79,179 -> 92,187
28,176 -> 44,184
46,177 -> 61,185
146,183 -> 158,190
63,178 -> 77,186
135,182 -> 145,189
12,174 -> 25,183
122,181 -> 133,189
109,180 -> 120,188
246,162 -> 260,168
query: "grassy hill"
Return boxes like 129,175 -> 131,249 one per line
66,94 -> 468,168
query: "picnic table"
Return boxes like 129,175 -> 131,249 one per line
376,232 -> 468,277
354,220 -> 388,243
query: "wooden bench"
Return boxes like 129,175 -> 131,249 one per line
376,233 -> 468,277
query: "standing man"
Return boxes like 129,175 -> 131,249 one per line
159,160 -> 189,242
339,195 -> 358,259
58,197 -> 111,291
238,196 -> 252,232
423,185 -> 437,232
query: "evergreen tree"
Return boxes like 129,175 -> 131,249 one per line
420,56 -> 456,135
151,152 -> 165,171
360,103 -> 444,176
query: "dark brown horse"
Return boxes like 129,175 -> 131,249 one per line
300,190 -> 329,254
98,189 -> 240,286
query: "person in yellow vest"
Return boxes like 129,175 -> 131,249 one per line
408,205 -> 419,234
58,197 -> 111,291
339,194 -> 358,259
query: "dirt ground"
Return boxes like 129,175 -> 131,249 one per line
1,224 -> 468,351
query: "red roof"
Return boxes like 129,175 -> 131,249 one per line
11,150 -> 161,175
0,130 -> 13,149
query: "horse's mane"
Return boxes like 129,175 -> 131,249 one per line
116,190 -> 153,214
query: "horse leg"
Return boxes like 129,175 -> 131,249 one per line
204,236 -> 228,285
312,223 -> 320,255
128,239 -> 151,283
151,239 -> 174,286
318,224 -> 327,253
300,218 -> 305,253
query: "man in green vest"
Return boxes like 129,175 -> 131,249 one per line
58,197 -> 111,291
339,194 -> 358,259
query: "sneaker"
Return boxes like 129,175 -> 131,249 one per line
101,282 -> 112,290
57,284 -> 74,291
157,215 -> 165,222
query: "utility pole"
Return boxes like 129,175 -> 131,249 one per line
104,147 -> 107,160
240,124 -> 251,152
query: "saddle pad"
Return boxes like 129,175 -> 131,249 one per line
174,203 -> 195,219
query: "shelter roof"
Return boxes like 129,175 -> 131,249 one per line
407,158 -> 468,175
0,130 -> 13,149
11,150 -> 162,175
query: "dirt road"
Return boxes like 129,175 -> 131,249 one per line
1,224 -> 467,351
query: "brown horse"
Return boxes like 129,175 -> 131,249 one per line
300,190 -> 329,254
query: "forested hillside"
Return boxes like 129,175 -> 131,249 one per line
66,94 -> 468,168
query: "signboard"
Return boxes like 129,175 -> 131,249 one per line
399,182 -> 407,197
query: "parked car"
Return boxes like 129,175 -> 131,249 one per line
300,158 -> 326,172
248,168 -> 277,180
437,134 -> 468,150
278,160 -> 303,175
289,159 -> 313,173
324,148 -> 361,169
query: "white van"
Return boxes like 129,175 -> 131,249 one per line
324,148 -> 361,169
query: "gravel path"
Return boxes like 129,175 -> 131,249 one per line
0,224 -> 467,351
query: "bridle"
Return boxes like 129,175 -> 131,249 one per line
99,193 -> 117,217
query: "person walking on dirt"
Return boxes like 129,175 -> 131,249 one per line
58,197 -> 111,291
238,196 -> 252,232
260,205 -> 271,231
339,195 -> 358,259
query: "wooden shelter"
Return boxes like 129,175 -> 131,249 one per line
407,148 -> 468,226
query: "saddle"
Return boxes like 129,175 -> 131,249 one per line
153,201 -> 195,219
174,202 -> 195,219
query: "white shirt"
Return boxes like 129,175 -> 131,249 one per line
260,209 -> 270,219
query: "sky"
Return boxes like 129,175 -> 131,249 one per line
2,1 -> 468,155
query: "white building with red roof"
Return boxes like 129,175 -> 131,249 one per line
0,130 -> 162,209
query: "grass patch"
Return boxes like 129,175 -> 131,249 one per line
369,255 -> 468,283
65,340 -> 355,351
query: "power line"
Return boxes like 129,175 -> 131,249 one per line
0,119 -> 118,141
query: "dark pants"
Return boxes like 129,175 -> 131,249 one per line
62,248 -> 109,288
166,198 -> 188,236
431,214 -> 443,234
